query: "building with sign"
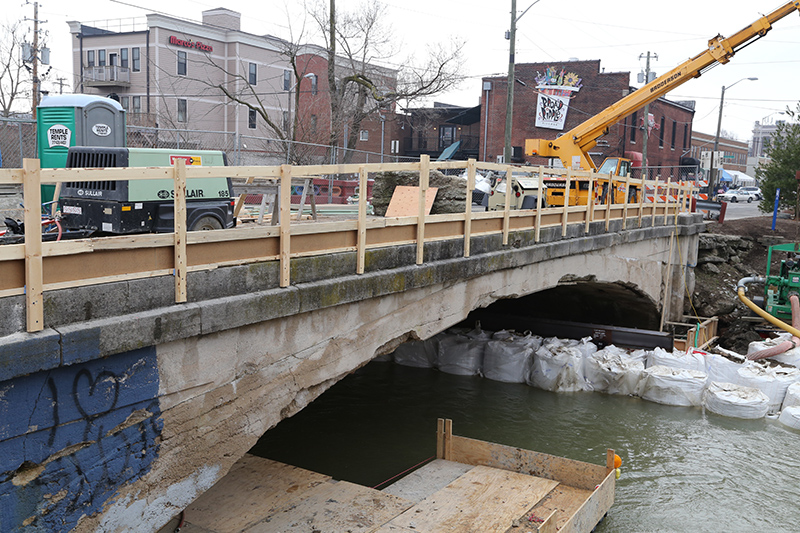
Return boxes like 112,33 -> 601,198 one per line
689,130 -> 749,175
68,9 -> 401,164
480,60 -> 695,177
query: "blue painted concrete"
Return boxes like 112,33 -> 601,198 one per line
0,347 -> 162,532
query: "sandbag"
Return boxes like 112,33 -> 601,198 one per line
703,381 -> 770,419
704,352 -> 745,385
437,334 -> 485,376
638,365 -> 707,407
647,347 -> 705,372
747,333 -> 800,366
483,336 -> 535,383
782,382 -> 800,410
529,340 -> 588,392
778,406 -> 800,430
392,336 -> 440,368
736,363 -> 799,414
584,346 -> 644,396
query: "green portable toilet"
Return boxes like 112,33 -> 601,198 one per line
37,94 -> 126,202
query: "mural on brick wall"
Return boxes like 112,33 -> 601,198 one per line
535,67 -> 583,130
0,347 -> 162,531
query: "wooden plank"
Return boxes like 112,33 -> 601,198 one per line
561,170 -> 571,237
184,456 -> 332,533
380,466 -> 558,533
244,480 -> 413,533
43,248 -> 173,285
357,166 -> 368,274
0,168 -> 24,184
535,166 -> 544,243
449,435 -> 607,490
384,186 -> 438,218
464,159 -> 475,257
279,164 -> 292,288
558,470 -> 615,533
173,159 -> 188,303
23,158 -> 43,332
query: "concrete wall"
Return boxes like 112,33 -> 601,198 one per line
0,214 -> 704,531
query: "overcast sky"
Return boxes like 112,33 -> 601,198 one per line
5,0 -> 800,143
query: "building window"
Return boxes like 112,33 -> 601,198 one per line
177,99 -> 187,123
120,48 -> 129,68
658,116 -> 665,148
132,47 -> 140,72
132,96 -> 141,114
283,70 -> 291,91
310,114 -> 317,133
683,124 -> 688,151
98,50 -> 106,67
359,130 -> 369,141
121,96 -> 129,111
87,50 -> 95,67
177,51 -> 187,76
283,110 -> 289,132
630,111 -> 637,143
248,108 -> 257,129
311,74 -> 318,95
249,63 -> 257,85
671,120 -> 677,150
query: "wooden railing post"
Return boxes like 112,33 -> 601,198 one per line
23,158 -> 43,332
585,171 -> 595,234
417,154 -> 430,265
535,165 -> 544,243
502,165 -> 512,245
280,164 -> 292,287
562,169 -> 571,237
357,165 -> 368,274
464,159 -> 475,257
173,159 -> 188,303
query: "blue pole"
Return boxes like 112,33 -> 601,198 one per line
772,188 -> 780,230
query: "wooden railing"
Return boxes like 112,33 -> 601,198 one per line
0,156 -> 695,333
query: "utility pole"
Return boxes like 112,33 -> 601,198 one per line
24,1 -> 47,119
639,51 -> 657,180
56,77 -> 66,94
504,0 -> 542,165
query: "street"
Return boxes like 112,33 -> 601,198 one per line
722,199 -> 765,221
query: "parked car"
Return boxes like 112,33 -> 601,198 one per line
718,188 -> 757,203
739,186 -> 763,200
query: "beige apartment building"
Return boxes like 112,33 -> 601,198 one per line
69,9 -> 313,142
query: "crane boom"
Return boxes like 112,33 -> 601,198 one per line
525,1 -> 800,171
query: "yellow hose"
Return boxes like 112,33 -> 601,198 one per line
737,287 -> 800,338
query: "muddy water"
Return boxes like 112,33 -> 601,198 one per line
251,362 -> 800,532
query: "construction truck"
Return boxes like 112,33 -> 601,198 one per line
526,1 -> 800,206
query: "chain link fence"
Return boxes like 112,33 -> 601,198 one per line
0,118 -> 35,219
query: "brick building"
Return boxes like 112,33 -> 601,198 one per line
689,130 -> 749,175
480,60 -> 695,177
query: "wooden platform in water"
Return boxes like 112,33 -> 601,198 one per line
172,420 -> 615,533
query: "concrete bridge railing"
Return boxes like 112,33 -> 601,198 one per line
0,157 -> 702,532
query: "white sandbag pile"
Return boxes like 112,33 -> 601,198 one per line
639,365 -> 707,407
782,382 -> 800,410
703,382 -> 770,419
748,333 -> 800,367
482,331 -> 541,383
703,351 -> 744,384
529,337 -> 594,392
584,345 -> 644,396
778,406 -> 800,430
392,336 -> 440,368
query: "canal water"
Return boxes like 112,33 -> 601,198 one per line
251,361 -> 800,532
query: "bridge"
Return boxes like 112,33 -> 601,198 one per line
0,157 -> 703,532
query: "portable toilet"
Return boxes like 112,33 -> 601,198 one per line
37,94 -> 126,202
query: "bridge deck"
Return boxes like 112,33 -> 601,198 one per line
167,454 -> 584,533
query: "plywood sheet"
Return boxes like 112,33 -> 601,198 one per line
184,455 -> 331,532
382,459 -> 473,503
378,465 -> 558,533
526,483 -> 592,531
384,186 -> 438,217
243,480 -> 414,533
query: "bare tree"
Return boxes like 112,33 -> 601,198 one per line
0,22 -> 29,118
313,0 -> 464,163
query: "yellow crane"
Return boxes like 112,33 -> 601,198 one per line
525,1 -> 800,206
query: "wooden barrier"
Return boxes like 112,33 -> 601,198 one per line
0,159 -> 696,332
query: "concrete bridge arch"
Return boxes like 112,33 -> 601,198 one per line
0,213 -> 702,532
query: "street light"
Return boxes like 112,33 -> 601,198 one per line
710,77 -> 757,197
